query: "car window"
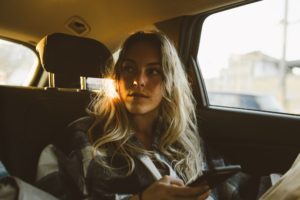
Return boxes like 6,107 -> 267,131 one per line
197,0 -> 300,115
0,38 -> 38,86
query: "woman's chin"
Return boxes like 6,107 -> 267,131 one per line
126,105 -> 158,116
127,107 -> 148,115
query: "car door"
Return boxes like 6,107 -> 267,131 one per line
179,0 -> 300,176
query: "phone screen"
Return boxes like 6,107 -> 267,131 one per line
187,165 -> 241,188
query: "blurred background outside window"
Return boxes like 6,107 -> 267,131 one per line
0,39 -> 38,86
198,0 -> 300,115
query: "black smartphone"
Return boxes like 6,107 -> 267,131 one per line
187,165 -> 241,188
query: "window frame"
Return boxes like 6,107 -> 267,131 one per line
179,0 -> 300,117
0,36 -> 41,87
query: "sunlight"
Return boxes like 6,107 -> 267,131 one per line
100,78 -> 119,99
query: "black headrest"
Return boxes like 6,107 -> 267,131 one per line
36,33 -> 112,77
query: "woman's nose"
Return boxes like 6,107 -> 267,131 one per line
133,71 -> 146,88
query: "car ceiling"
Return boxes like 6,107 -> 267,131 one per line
0,0 -> 245,51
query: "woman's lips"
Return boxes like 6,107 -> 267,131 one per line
128,92 -> 148,98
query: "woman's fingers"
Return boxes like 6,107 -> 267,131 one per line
168,184 -> 210,197
142,176 -> 211,200
196,190 -> 211,200
190,184 -> 210,195
159,176 -> 210,197
160,175 -> 185,187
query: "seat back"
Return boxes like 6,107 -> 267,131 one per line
36,32 -> 111,89
0,33 -> 112,183
0,86 -> 91,183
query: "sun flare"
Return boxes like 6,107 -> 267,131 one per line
101,78 -> 118,99
102,78 -> 119,98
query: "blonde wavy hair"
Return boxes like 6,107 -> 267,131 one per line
88,31 -> 203,182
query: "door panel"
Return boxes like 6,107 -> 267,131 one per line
199,107 -> 300,175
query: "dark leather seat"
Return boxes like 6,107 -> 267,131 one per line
36,32 -> 112,89
0,33 -> 111,183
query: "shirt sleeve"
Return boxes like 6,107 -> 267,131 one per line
35,142 -> 137,200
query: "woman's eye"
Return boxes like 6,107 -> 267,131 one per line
123,65 -> 135,73
147,68 -> 161,76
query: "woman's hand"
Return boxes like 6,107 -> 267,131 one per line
135,175 -> 211,200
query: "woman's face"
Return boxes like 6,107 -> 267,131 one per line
118,41 -> 163,115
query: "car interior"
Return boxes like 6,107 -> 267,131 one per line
0,0 -> 300,194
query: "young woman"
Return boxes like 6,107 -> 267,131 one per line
36,31 -> 211,200
88,31 -> 209,200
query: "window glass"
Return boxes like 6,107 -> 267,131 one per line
87,78 -> 112,91
86,50 -> 119,92
198,0 -> 300,114
0,39 -> 38,86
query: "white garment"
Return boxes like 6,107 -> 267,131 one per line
260,153 -> 300,200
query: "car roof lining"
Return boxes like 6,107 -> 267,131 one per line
0,0 -> 247,51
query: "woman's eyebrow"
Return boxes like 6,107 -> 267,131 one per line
122,58 -> 135,63
147,62 -> 161,66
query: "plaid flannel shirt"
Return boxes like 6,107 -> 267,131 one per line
35,116 -> 272,200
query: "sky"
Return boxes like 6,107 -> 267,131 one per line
197,0 -> 300,78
